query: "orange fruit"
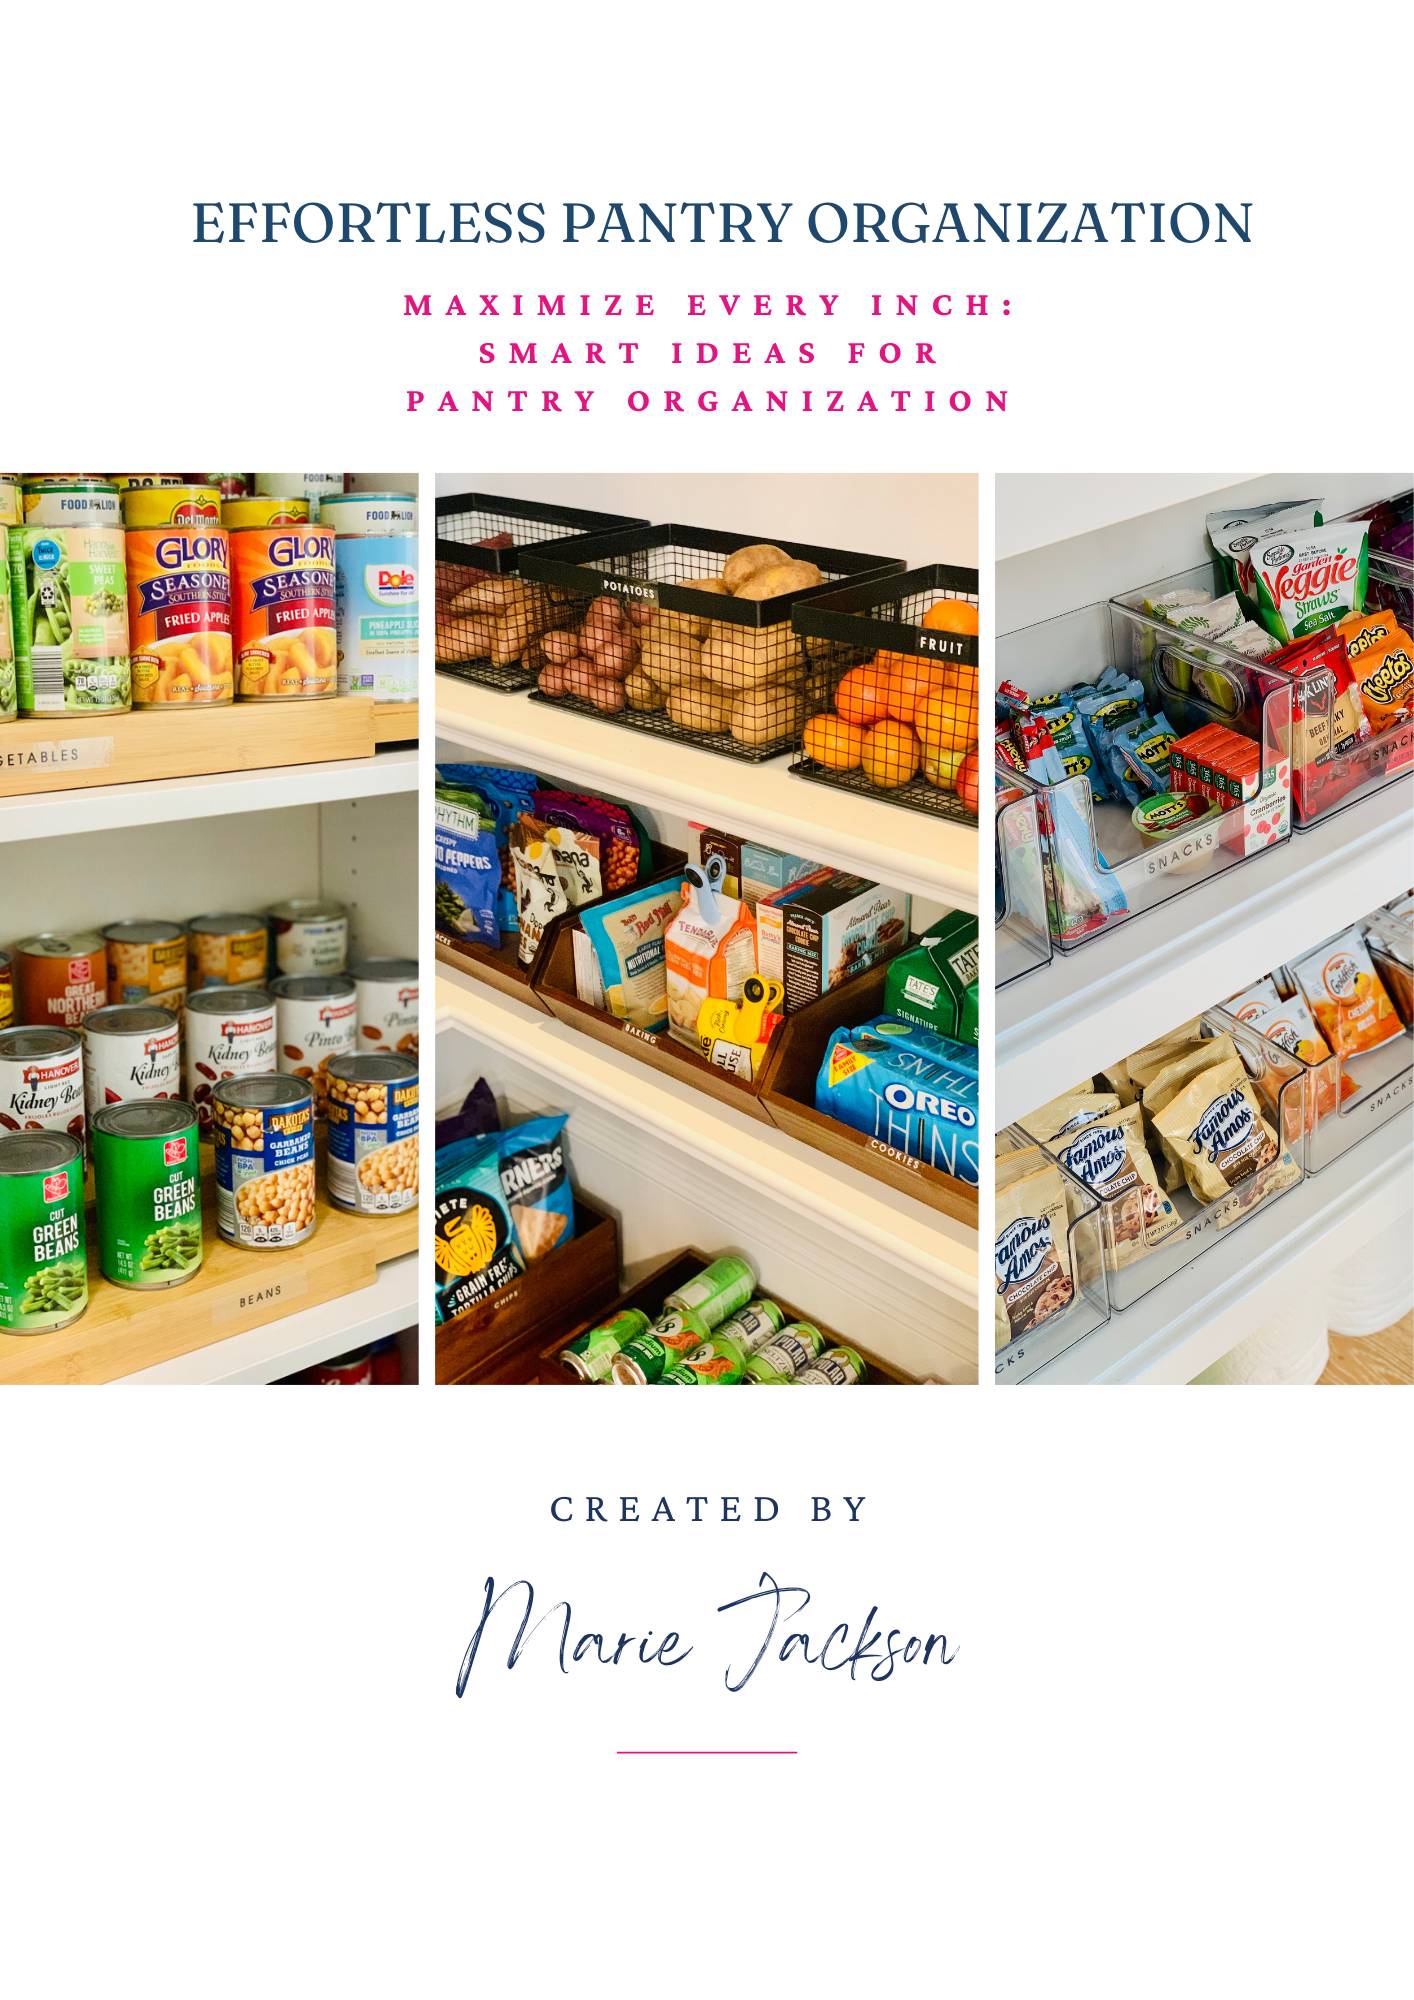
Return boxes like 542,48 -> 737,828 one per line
861,719 -> 920,789
803,713 -> 865,770
922,598 -> 979,635
915,672 -> 979,754
834,661 -> 892,728
885,661 -> 948,723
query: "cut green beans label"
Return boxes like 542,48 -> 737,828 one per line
92,1119 -> 202,1289
8,524 -> 131,714
0,1156 -> 87,1331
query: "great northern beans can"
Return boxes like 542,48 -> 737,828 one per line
0,1130 -> 87,1332
9,521 -> 132,714
324,1053 -> 418,1216
91,1099 -> 202,1290
103,919 -> 187,1008
230,524 -> 337,699
213,1074 -> 316,1249
0,1026 -> 85,1144
661,1256 -> 755,1331
183,986 -> 277,1133
14,932 -> 106,1030
83,1004 -> 181,1115
560,1308 -> 651,1382
188,913 -> 269,990
351,956 -> 418,1057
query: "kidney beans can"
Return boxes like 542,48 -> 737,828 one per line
0,1130 -> 88,1332
125,521 -> 233,707
188,913 -> 269,990
269,897 -> 348,977
321,492 -> 418,537
9,522 -> 131,714
230,524 -> 337,699
103,919 -> 187,1008
83,1004 -> 181,1115
351,956 -> 418,1057
334,533 -> 418,703
14,932 -> 107,1029
0,1026 -> 86,1146
272,974 -> 357,1114
213,1074 -> 316,1250
183,986 -> 277,1134
222,494 -> 308,530
91,1099 -> 202,1290
325,1053 -> 418,1216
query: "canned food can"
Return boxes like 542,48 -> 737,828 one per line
671,1330 -> 748,1383
9,522 -> 131,714
0,949 -> 12,1027
324,1053 -> 418,1215
222,494 -> 309,530
103,919 -> 187,1008
183,986 -> 277,1133
83,1004 -> 181,1115
207,474 -> 251,502
307,1349 -> 373,1384
21,479 -> 121,527
120,485 -> 221,529
351,956 -> 418,1057
213,1074 -> 316,1249
321,492 -> 418,537
0,478 -> 22,528
188,913 -> 269,990
125,520 -> 233,707
254,474 -> 345,521
611,1308 -> 710,1385
272,973 -> 357,1112
560,1307 -> 651,1382
270,897 -> 348,977
0,541 -> 16,722
794,1345 -> 868,1386
91,1099 -> 202,1289
334,534 -> 418,703
112,476 -> 188,492
13,932 -> 107,1029
0,1026 -> 85,1145
661,1256 -> 756,1331
230,523 -> 337,699
744,1321 -> 828,1385
0,1130 -> 87,1332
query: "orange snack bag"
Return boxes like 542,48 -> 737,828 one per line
1290,927 -> 1403,1058
1349,630 -> 1413,733
1336,605 -> 1406,664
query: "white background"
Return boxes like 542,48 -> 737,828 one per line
3,5 -> 1411,1997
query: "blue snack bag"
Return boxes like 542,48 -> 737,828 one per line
814,1016 -> 980,1185
434,788 -> 502,946
495,1114 -> 576,1264
1109,710 -> 1177,801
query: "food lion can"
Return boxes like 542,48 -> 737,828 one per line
270,897 -> 348,977
14,932 -> 107,1030
91,1099 -> 202,1289
103,918 -> 187,1009
325,1054 -> 418,1216
334,533 -> 418,703
83,1004 -> 181,1115
125,520 -> 233,707
213,1074 -> 316,1250
0,1026 -> 85,1144
230,524 -> 337,700
21,479 -> 120,527
254,474 -> 345,521
661,1256 -> 756,1331
272,973 -> 357,1113
352,956 -> 418,1057
0,1130 -> 87,1332
183,986 -> 277,1133
560,1308 -> 651,1382
188,912 -> 269,990
321,492 -> 418,537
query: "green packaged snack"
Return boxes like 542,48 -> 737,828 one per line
1251,521 -> 1369,646
884,912 -> 978,1044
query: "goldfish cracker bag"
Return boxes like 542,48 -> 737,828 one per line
230,523 -> 337,699
1290,926 -> 1403,1058
1229,982 -> 1356,1122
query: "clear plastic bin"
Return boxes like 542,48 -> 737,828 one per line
995,775 -> 1051,986
994,1128 -> 1110,1381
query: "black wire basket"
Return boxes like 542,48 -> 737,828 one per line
519,524 -> 903,763
435,492 -> 648,691
791,563 -> 980,821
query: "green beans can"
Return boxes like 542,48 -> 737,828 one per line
744,1321 -> 828,1384
9,519 -> 131,714
0,1130 -> 88,1332
794,1345 -> 868,1386
560,1308 -> 651,1382
661,1256 -> 756,1330
611,1307 -> 710,1385
91,1100 -> 202,1290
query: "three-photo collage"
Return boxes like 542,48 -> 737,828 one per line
2,471 -> 1409,1386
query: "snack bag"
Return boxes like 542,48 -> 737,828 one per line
1250,521 -> 1369,645
435,783 -> 502,946
434,1078 -> 500,1153
579,879 -> 681,1034
1349,632 -> 1413,735
433,1131 -> 522,1321
1150,1056 -> 1299,1212
1290,926 -> 1403,1057
508,816 -> 570,966
1235,992 -> 1357,1123
1210,502 -> 1324,615
495,1114 -> 575,1263
1106,711 -> 1177,802
664,853 -> 758,1047
994,1148 -> 1075,1349
1022,1090 -> 1180,1265
1142,1031 -> 1242,1190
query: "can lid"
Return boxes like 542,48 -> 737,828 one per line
350,957 -> 418,981
188,913 -> 264,933
101,919 -> 186,944
92,1100 -> 198,1141
0,1025 -> 82,1058
83,1004 -> 179,1037
0,1129 -> 84,1175
22,479 -> 118,494
268,898 -> 346,923
271,974 -> 356,1000
184,986 -> 274,1016
216,1075 -> 313,1111
328,1053 -> 417,1084
16,931 -> 106,957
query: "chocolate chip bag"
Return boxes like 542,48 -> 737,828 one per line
1150,1057 -> 1299,1211
994,1150 -> 1075,1350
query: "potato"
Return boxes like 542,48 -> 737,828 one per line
731,558 -> 823,601
561,656 -> 599,700
491,605 -> 536,666
581,596 -> 626,647
589,676 -> 627,713
652,603 -> 712,645
450,573 -> 524,614
700,623 -> 802,691
542,627 -> 578,666
624,668 -> 663,712
590,632 -> 637,679
437,611 -> 499,661
730,680 -> 805,749
539,661 -> 570,697
668,678 -> 732,734
624,600 -> 655,627
639,627 -> 703,688
722,543 -> 791,593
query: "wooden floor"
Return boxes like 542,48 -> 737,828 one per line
1319,1313 -> 1413,1386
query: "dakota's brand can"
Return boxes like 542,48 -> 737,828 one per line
272,973 -> 357,1113
611,1308 -> 710,1385
560,1308 -> 651,1382
9,521 -> 131,714
125,519 -> 232,707
13,932 -> 107,1030
222,494 -> 309,530
21,479 -> 120,527
0,1026 -> 85,1144
661,1256 -> 756,1331
744,1321 -> 828,1385
230,523 -> 337,699
321,492 -> 418,537
324,1053 -> 418,1216
183,986 -> 277,1133
254,474 -> 345,521
213,1074 -> 316,1250
83,1004 -> 181,1115
670,1329 -> 749,1383
0,949 -> 12,1028
334,533 -> 418,703
103,919 -> 187,1009
351,956 -> 418,1057
0,1130 -> 87,1332
795,1345 -> 868,1386
270,897 -> 348,977
188,913 -> 269,990
120,485 -> 221,530
91,1099 -> 202,1290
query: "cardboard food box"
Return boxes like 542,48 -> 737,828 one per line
884,913 -> 979,1043
757,872 -> 911,1014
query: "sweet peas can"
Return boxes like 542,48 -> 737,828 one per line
9,522 -> 131,714
230,524 -> 337,700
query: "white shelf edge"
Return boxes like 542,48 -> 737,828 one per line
435,965 -> 977,1307
116,1252 -> 418,1385
435,674 -> 977,910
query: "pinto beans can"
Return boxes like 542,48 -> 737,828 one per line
14,932 -> 107,1029
188,913 -> 269,990
125,522 -> 233,706
231,524 -> 337,699
0,1025 -> 86,1146
272,973 -> 357,1112
83,1004 -> 181,1115
213,1074 -> 316,1249
183,986 -> 277,1134
0,1130 -> 88,1333
325,1053 -> 419,1216
351,956 -> 418,1057
103,919 -> 187,1008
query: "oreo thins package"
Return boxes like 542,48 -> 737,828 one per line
884,912 -> 979,1044
815,1017 -> 979,1185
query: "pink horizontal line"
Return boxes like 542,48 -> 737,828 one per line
617,1749 -> 797,1756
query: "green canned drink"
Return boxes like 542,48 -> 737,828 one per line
716,1296 -> 785,1354
560,1308 -> 651,1383
660,1363 -> 701,1385
672,1330 -> 748,1384
0,1130 -> 87,1332
744,1320 -> 828,1384
91,1100 -> 202,1290
795,1345 -> 868,1386
611,1307 -> 710,1384
661,1255 -> 755,1330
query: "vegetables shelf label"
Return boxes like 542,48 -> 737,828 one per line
2,735 -> 115,772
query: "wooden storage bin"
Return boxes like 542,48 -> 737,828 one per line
759,962 -> 979,1225
436,1196 -> 620,1384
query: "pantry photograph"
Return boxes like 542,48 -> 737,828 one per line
0,473 -> 420,1384
993,474 -> 1413,1385
433,473 -> 979,1386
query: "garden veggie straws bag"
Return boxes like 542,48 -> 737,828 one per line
1250,521 -> 1369,646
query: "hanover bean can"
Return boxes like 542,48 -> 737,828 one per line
324,1054 -> 418,1216
91,1100 -> 202,1289
0,1130 -> 87,1332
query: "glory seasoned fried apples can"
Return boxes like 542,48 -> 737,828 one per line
324,1053 -> 418,1216
213,1073 -> 316,1250
230,523 -> 337,700
125,517 -> 233,707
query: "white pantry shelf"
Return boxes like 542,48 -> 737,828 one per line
435,672 -> 977,909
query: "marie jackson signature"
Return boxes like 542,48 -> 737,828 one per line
456,1570 -> 957,1695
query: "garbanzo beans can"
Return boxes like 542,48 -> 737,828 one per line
325,1054 -> 418,1216
188,913 -> 269,990
103,919 -> 187,1008
213,1073 -> 316,1249
221,494 -> 308,530
230,524 -> 337,699
125,520 -> 233,706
